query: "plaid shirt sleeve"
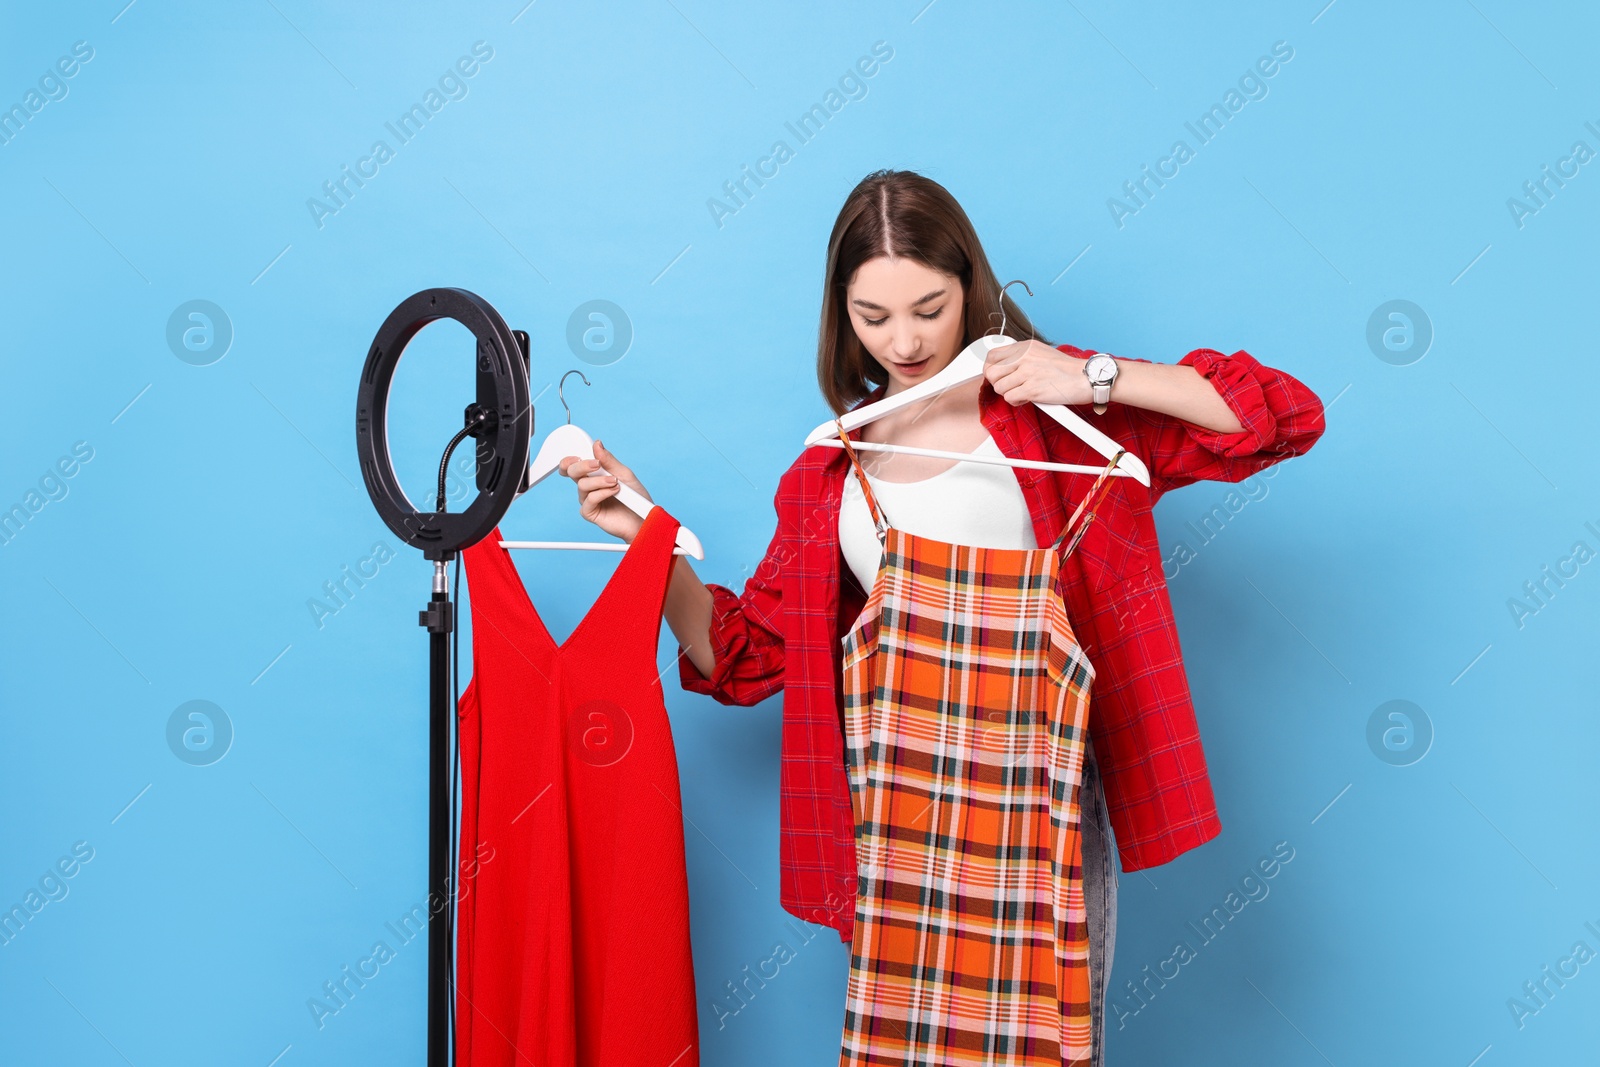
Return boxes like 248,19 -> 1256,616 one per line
1105,346 -> 1326,497
675,475 -> 789,705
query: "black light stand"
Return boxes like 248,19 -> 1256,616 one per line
355,288 -> 533,1066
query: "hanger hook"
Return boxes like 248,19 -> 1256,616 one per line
995,278 -> 1033,338
558,369 -> 590,425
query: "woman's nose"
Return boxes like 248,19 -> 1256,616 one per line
890,327 -> 920,358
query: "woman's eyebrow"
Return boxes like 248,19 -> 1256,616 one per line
851,288 -> 947,311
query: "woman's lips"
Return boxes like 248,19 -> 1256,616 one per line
895,356 -> 931,375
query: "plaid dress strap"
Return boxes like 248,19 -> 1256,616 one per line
835,417 -> 890,543
1050,448 -> 1128,558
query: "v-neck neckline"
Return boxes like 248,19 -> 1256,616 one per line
500,505 -> 662,656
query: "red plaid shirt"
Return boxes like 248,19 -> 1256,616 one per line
677,343 -> 1326,941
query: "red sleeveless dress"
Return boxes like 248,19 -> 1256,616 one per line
454,504 -> 699,1067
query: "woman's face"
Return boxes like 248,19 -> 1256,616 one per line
845,255 -> 966,393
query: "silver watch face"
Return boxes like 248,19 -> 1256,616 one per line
1087,354 -> 1116,384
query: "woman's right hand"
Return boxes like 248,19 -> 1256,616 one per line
560,440 -> 649,543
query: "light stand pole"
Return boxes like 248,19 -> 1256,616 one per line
355,288 -> 532,1066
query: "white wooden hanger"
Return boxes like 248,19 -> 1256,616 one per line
500,370 -> 704,558
804,280 -> 1150,487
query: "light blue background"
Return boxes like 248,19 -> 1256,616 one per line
3,1 -> 1597,1064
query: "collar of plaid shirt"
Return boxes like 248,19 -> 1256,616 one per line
677,343 -> 1326,941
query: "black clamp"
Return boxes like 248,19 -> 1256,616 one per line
418,598 -> 454,634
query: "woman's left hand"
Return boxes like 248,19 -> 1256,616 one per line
982,339 -> 1092,406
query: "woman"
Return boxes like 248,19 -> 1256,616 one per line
561,169 -> 1325,1062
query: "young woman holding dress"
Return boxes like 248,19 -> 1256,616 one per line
560,169 -> 1326,1064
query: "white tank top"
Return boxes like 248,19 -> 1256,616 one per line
839,432 -> 1038,593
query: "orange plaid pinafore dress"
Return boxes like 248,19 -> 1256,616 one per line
835,419 -> 1125,1067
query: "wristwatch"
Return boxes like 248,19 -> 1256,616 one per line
1084,353 -> 1119,414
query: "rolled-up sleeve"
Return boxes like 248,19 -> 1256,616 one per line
1122,347 -> 1326,496
676,483 -> 789,706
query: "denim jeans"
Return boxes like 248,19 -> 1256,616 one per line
1082,736 -> 1118,1065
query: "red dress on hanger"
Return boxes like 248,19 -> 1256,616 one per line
455,504 -> 699,1067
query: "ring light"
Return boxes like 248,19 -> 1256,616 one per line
356,287 -> 531,561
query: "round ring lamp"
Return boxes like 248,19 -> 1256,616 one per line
356,286 -> 532,561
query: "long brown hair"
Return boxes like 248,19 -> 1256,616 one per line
817,169 -> 1048,414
